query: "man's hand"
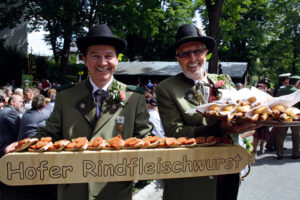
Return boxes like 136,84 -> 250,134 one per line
220,120 -> 262,134
4,142 -> 18,154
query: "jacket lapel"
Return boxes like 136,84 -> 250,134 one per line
184,85 -> 207,105
76,94 -> 96,127
75,79 -> 97,127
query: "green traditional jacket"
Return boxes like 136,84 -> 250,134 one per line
156,72 -> 236,200
36,78 -> 152,200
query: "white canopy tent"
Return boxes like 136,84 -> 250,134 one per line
116,61 -> 247,80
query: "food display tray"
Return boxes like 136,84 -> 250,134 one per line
254,121 -> 300,127
0,145 -> 249,186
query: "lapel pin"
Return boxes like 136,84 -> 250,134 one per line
80,103 -> 85,109
116,116 -> 125,132
188,94 -> 193,99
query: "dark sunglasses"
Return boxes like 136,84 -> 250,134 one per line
176,48 -> 207,59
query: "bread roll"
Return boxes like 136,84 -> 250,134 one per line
247,97 -> 257,104
208,104 -> 220,113
271,104 -> 286,113
222,104 -> 235,112
235,105 -> 251,113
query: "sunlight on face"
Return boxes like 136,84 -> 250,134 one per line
83,45 -> 118,88
175,41 -> 208,80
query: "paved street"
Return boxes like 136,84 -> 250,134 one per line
134,131 -> 300,200
238,132 -> 300,200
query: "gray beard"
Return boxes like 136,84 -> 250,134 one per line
181,63 -> 206,81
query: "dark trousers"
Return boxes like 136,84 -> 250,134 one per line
0,182 -> 57,200
275,126 -> 300,157
217,173 -> 240,200
266,127 -> 276,149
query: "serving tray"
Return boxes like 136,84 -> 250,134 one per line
0,145 -> 249,186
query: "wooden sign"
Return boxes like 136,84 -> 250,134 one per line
0,145 -> 250,186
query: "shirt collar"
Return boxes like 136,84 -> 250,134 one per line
193,73 -> 209,85
89,77 -> 113,94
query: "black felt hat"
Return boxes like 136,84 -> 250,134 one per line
167,24 -> 216,57
77,24 -> 127,54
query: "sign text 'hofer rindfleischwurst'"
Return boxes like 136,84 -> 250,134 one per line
0,146 -> 249,186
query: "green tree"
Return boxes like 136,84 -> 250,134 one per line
27,0 -> 86,83
0,0 -> 26,30
196,0 -> 225,73
218,0 -> 299,85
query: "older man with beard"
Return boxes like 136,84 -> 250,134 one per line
156,24 -> 259,200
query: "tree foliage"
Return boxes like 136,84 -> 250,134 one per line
25,0 -> 196,82
0,0 -> 26,30
219,0 -> 299,85
3,0 -> 297,86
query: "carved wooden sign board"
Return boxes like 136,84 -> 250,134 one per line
0,145 -> 250,186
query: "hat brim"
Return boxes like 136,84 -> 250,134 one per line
77,36 -> 127,54
167,36 -> 216,57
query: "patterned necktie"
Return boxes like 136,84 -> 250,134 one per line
94,89 -> 108,117
196,81 -> 209,103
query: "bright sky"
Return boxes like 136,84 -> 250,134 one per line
28,30 -> 52,56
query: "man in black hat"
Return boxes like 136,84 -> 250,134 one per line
156,24 -> 259,200
6,24 -> 152,200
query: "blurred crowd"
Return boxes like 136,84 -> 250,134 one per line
0,79 -> 60,199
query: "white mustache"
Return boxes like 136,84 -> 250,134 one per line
187,62 -> 201,67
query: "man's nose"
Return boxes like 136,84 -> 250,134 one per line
97,57 -> 107,66
189,52 -> 196,61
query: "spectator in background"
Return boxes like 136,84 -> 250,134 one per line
41,90 -> 56,118
235,82 -> 244,90
148,98 -> 165,138
256,81 -> 268,92
18,94 -> 48,140
14,88 -> 25,115
145,88 -> 153,104
0,90 -> 7,111
33,87 -> 41,97
42,78 -> 51,90
23,87 -> 34,112
274,75 -> 300,159
147,79 -> 154,89
0,94 -> 23,157
47,88 -> 56,98
14,88 -> 24,99
2,86 -> 12,98
44,97 -> 51,106
273,73 -> 290,97
252,81 -> 271,155
37,81 -> 47,96
5,82 -> 13,90
51,82 -> 61,89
